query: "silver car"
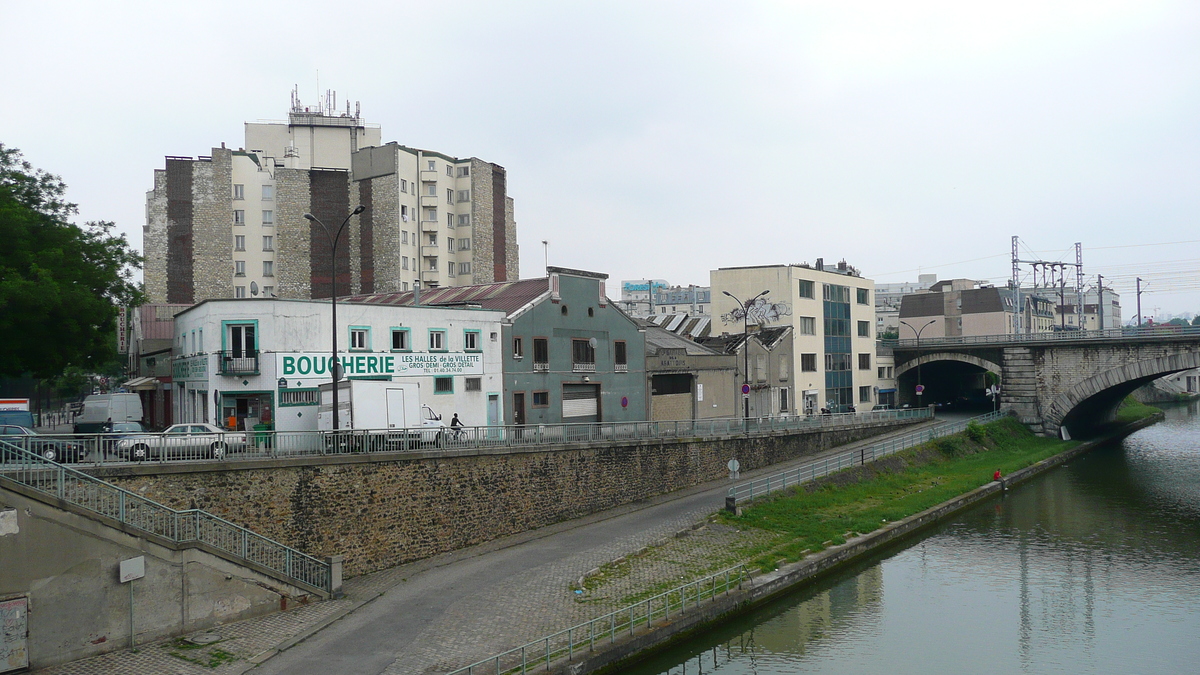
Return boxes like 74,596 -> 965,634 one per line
116,423 -> 246,461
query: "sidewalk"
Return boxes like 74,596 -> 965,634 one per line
33,419 -> 938,675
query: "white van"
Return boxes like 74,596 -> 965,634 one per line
73,393 -> 144,433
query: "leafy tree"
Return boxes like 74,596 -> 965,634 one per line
0,144 -> 142,379
880,328 -> 900,340
1167,318 -> 1188,327
1193,316 -> 1200,327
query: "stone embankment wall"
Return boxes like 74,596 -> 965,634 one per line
97,421 -> 919,577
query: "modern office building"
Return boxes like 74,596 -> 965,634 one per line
710,259 -> 879,413
144,90 -> 518,305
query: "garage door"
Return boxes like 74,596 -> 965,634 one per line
562,384 -> 600,423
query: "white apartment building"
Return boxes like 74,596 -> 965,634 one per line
711,260 -> 879,414
170,298 -> 506,432
144,90 -> 518,305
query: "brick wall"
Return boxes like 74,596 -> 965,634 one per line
101,420 -> 920,577
308,170 -> 352,299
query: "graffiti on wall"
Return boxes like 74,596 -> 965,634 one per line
722,296 -> 792,327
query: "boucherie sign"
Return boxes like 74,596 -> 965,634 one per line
277,352 -> 484,378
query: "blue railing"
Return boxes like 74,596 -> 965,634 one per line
447,564 -> 748,675
884,324 -> 1200,349
0,441 -> 332,594
726,409 -> 1012,507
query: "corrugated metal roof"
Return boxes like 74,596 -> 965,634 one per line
643,324 -> 723,356
344,278 -> 550,316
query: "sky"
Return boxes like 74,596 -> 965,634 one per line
3,1 -> 1199,318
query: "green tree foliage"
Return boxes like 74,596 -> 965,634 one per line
1193,316 -> 1200,326
1167,317 -> 1189,327
0,144 -> 142,378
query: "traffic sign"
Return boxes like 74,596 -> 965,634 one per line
741,384 -> 751,395
915,384 -> 925,395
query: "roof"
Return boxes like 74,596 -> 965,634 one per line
639,322 -> 723,356
344,278 -> 550,316
695,326 -> 791,354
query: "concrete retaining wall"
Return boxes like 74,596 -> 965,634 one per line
550,413 -> 1163,675
0,486 -> 316,670
88,419 -> 921,577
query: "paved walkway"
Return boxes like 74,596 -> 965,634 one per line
34,420 -> 939,675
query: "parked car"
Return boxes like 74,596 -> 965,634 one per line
114,423 -> 246,461
0,425 -> 86,463
99,421 -> 149,455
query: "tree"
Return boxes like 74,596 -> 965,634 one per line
1193,316 -> 1200,327
0,144 -> 142,379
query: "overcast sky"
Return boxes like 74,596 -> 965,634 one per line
4,1 -> 1198,318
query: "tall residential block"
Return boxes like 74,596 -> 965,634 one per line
144,92 -> 518,304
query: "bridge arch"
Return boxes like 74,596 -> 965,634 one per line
1046,351 -> 1200,433
894,352 -> 1002,378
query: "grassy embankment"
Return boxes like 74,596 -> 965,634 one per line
720,408 -> 1149,573
1115,396 -> 1164,423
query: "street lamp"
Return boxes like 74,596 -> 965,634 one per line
900,319 -> 936,406
304,205 -> 365,430
723,289 -> 770,420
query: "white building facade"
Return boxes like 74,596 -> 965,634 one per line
171,298 -> 505,432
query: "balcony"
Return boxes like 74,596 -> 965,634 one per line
218,350 -> 259,375
420,195 -> 439,208
533,362 -> 550,373
421,245 -> 441,257
421,219 -> 440,232
615,364 -> 629,373
420,269 -> 441,285
420,170 -> 439,182
572,362 -> 596,373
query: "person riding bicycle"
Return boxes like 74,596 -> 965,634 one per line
450,413 -> 464,440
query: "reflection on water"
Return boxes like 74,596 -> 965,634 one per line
628,402 -> 1200,675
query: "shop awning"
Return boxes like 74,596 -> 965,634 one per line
122,376 -> 160,390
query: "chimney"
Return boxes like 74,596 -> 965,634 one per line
815,258 -> 824,271
413,282 -> 421,306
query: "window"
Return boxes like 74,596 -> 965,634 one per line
532,391 -> 549,407
799,279 -> 814,299
447,237 -> 455,251
446,188 -> 454,203
859,353 -> 871,370
859,386 -> 872,403
234,235 -> 245,251
263,260 -> 274,277
463,330 -> 480,351
426,182 -> 437,196
427,160 -> 436,171
857,320 -> 870,337
262,286 -> 273,297
262,235 -> 273,251
798,316 -> 816,335
402,256 -> 409,270
434,376 -> 453,394
878,366 -> 887,379
448,261 -> 456,277
280,390 -> 319,406
826,353 -> 851,371
458,166 -> 470,177
262,185 -> 273,200
235,286 -> 246,298
429,330 -> 446,351
447,213 -> 454,228
458,262 -> 471,275
446,164 -> 453,177
401,179 -> 407,193
401,205 -> 409,222
464,377 -> 482,392
350,327 -> 369,351
457,190 -> 469,202
262,210 -> 274,225
234,209 -> 245,225
459,238 -> 471,251
572,339 -> 595,365
428,233 -> 437,245
801,353 -> 817,372
424,208 -> 437,221
614,341 -> 627,365
402,230 -> 408,244
512,337 -> 524,358
391,328 -> 410,351
458,214 -> 470,226
234,260 -> 246,277
427,257 -> 438,271
233,184 -> 244,200
780,387 -> 789,412
533,338 -> 549,369
857,288 -> 869,305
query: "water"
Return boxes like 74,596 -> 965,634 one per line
627,403 -> 1200,675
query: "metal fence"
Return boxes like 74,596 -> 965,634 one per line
19,408 -> 932,468
884,324 -> 1200,349
0,440 -> 332,593
726,409 -> 1012,507
447,564 -> 749,675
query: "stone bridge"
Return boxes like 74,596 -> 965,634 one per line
890,327 -> 1200,437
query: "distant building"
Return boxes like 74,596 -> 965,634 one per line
642,322 -> 738,420
144,90 -> 518,305
711,259 -> 878,414
898,279 -> 1056,337
620,280 -> 710,317
874,274 -> 940,336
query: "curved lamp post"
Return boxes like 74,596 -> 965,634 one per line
723,289 -> 770,421
899,319 -> 937,406
303,205 -> 365,430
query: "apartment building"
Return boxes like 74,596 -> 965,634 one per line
144,91 -> 518,304
897,279 -> 1056,337
710,260 -> 879,414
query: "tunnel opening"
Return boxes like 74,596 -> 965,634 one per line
1059,374 -> 1167,439
897,360 -> 997,414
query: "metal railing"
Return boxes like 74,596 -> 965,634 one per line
447,564 -> 748,675
885,324 -> 1200,349
726,409 -> 1011,507
0,440 -> 332,593
217,350 -> 259,374
24,408 -> 932,468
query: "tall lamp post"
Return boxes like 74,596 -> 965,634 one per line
900,319 -> 936,406
304,205 -> 365,430
723,290 -> 770,420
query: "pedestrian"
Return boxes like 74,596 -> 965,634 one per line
993,468 -> 1002,482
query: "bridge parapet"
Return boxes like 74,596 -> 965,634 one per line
885,324 -> 1200,350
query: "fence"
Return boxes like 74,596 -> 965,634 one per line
884,324 -> 1200,349
0,440 -> 333,594
447,564 -> 749,675
20,408 -> 932,468
726,409 -> 1012,508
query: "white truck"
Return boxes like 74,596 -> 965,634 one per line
317,380 -> 445,451
73,393 -> 144,433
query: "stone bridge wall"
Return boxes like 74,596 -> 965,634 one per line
94,420 -> 920,577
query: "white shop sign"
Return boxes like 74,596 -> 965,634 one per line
277,352 -> 484,379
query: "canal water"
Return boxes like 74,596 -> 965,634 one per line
627,403 -> 1200,675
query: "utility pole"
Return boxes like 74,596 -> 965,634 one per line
1137,277 -> 1144,326
1096,274 -> 1104,330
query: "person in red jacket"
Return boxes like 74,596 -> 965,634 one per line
993,469 -> 1002,481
